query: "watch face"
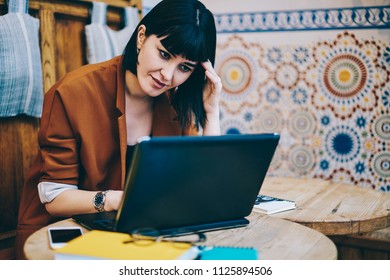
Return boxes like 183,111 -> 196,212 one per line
94,193 -> 103,206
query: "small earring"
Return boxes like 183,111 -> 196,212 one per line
137,48 -> 140,54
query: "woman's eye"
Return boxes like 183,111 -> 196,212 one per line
179,65 -> 192,73
159,50 -> 170,60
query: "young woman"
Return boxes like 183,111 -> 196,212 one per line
15,0 -> 221,259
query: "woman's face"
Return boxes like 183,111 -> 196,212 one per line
136,28 -> 198,97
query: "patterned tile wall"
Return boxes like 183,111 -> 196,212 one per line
204,0 -> 390,191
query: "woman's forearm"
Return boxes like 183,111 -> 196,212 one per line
202,111 -> 221,136
44,189 -> 123,217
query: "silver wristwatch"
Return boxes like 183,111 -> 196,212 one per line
93,190 -> 109,212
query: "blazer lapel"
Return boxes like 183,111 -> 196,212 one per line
116,58 -> 127,188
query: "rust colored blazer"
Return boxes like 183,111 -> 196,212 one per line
15,56 -> 196,259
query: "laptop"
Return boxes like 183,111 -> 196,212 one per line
73,133 -> 280,236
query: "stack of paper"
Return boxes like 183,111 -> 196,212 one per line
253,195 -> 297,214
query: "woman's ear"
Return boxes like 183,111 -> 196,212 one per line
137,25 -> 146,49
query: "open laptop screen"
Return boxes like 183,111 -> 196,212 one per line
114,133 -> 280,234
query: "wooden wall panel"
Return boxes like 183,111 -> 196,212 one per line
39,9 -> 58,91
0,116 -> 39,231
55,16 -> 89,79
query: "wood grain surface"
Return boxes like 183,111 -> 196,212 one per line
24,216 -> 337,260
260,177 -> 390,235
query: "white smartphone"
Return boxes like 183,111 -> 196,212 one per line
47,226 -> 83,249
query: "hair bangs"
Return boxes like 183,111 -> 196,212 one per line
158,25 -> 209,63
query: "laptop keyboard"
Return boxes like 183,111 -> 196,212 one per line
94,219 -> 115,231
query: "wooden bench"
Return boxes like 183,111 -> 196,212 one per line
330,227 -> 390,260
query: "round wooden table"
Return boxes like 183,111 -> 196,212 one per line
260,177 -> 390,235
24,214 -> 337,260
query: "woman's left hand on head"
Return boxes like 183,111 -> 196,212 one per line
201,60 -> 222,118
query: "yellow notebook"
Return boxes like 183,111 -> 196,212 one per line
54,230 -> 198,260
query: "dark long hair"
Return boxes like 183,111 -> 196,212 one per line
122,0 -> 217,130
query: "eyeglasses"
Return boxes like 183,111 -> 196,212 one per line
123,228 -> 207,249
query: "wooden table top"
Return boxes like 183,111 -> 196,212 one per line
24,214 -> 337,260
260,177 -> 390,235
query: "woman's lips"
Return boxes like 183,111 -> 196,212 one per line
151,76 -> 166,89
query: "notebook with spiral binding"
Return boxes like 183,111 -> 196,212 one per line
198,246 -> 258,260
